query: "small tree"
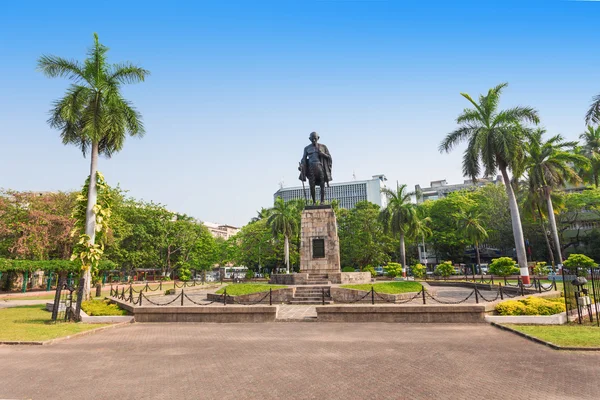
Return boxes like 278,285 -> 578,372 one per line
489,257 -> 520,277
363,265 -> 376,278
410,263 -> 427,279
434,261 -> 454,277
563,254 -> 597,268
178,267 -> 191,282
533,262 -> 550,276
342,266 -> 355,272
384,262 -> 403,278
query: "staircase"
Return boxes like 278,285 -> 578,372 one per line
306,273 -> 330,285
290,286 -> 333,305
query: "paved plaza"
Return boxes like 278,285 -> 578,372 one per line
2,322 -> 599,400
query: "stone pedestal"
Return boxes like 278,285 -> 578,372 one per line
300,205 -> 341,274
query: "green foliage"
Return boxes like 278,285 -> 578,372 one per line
410,263 -> 427,279
533,262 -> 550,276
489,257 -> 520,276
434,261 -> 455,277
338,201 -> 392,270
0,258 -> 115,273
245,270 -> 255,279
384,262 -> 403,278
342,266 -> 355,272
495,296 -> 565,316
563,253 -> 597,268
81,299 -> 128,316
215,284 -> 286,296
340,281 -> 422,294
178,267 -> 191,282
362,265 -> 376,277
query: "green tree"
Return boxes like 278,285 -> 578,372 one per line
380,184 -> 420,276
489,257 -> 520,276
578,125 -> 600,187
267,197 -> 299,273
434,261 -> 454,277
38,33 -> 149,298
439,82 -> 539,283
522,129 -> 589,265
338,201 -> 392,270
454,208 -> 488,268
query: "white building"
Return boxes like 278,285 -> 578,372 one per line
203,222 -> 240,240
415,176 -> 503,204
273,175 -> 388,209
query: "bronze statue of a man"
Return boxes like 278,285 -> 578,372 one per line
299,132 -> 332,204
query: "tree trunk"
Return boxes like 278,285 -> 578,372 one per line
537,204 -> 555,268
499,165 -> 530,283
83,141 -> 99,300
284,235 -> 290,274
399,232 -> 406,278
475,242 -> 481,271
544,187 -> 563,265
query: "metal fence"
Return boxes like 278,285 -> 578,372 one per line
51,276 -> 84,322
561,266 -> 600,326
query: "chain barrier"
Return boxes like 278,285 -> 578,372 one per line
141,292 -> 183,306
183,292 -> 219,306
227,291 -> 271,305
475,287 -> 501,302
374,290 -> 423,304
425,289 -> 475,304
333,290 -> 374,304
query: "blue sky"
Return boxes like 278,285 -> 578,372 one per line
1,0 -> 599,226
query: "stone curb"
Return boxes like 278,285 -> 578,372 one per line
490,322 -> 600,351
0,320 -> 133,346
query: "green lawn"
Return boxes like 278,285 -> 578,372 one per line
341,281 -> 422,294
0,305 -> 111,342
215,284 -> 287,296
505,324 -> 600,347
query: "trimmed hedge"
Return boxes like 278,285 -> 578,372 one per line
495,296 -> 565,316
0,258 -> 116,273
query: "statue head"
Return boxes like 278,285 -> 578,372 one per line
309,131 -> 319,145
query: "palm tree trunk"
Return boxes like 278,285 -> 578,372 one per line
499,165 -> 530,284
544,187 -> 563,265
83,141 -> 99,300
399,232 -> 406,277
537,204 -> 555,268
475,242 -> 481,270
284,235 -> 290,274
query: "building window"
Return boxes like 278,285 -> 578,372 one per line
312,238 -> 325,258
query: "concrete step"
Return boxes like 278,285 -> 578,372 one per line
305,280 -> 330,285
290,300 -> 334,305
293,296 -> 331,300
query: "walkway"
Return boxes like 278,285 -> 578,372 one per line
0,299 -> 48,309
1,323 -> 598,399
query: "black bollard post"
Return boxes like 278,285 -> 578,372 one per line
499,283 -> 504,300
474,288 -> 479,304
537,278 -> 542,293
139,291 -> 143,306
269,288 -> 272,306
371,286 -> 375,305
491,276 -> 494,286
181,290 -> 184,306
422,288 -> 426,305
129,285 -> 133,299
504,276 -> 507,286
160,281 -> 162,291
174,280 -> 176,290
553,277 -> 557,291
145,282 -> 149,292
520,280 -> 524,297
223,288 -> 227,306
110,285 -> 113,296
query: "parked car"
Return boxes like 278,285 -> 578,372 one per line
374,266 -> 384,276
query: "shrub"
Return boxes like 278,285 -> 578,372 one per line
263,273 -> 270,280
563,254 -> 597,268
342,266 -> 355,273
489,257 -> 519,276
495,296 -> 565,316
434,261 -> 454,277
363,266 -> 376,278
410,263 -> 426,279
384,262 -> 403,278
178,268 -> 191,282
245,270 -> 255,280
81,299 -> 128,316
533,262 -> 550,276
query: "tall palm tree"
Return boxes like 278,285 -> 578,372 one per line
439,83 -> 539,283
578,126 -> 600,187
379,184 -> 418,277
454,209 -> 488,269
38,33 -> 149,298
267,197 -> 298,273
522,129 -> 589,265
